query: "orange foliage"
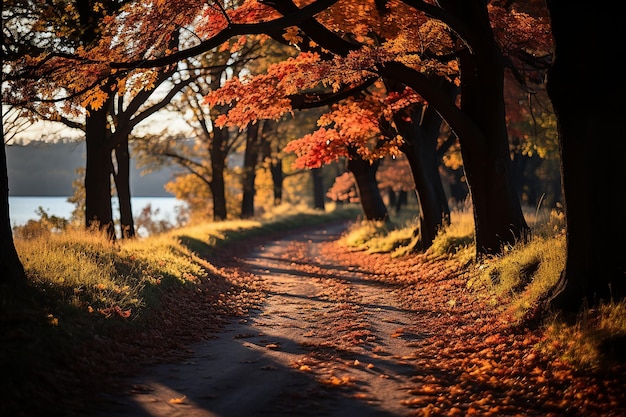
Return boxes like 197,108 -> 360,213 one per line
9,0 -> 552,171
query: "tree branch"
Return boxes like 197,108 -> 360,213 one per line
111,0 -> 340,70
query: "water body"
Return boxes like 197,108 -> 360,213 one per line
9,196 -> 186,227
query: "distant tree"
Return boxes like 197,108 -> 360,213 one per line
136,69 -> 244,222
376,155 -> 414,213
311,167 -> 326,211
163,172 -> 215,223
346,148 -> 388,221
241,122 -> 262,219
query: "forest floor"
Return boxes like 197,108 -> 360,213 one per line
62,222 -> 626,416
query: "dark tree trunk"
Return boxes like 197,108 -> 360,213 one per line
311,167 -> 325,210
113,136 -> 135,239
241,123 -> 261,219
347,155 -> 388,221
396,190 -> 408,213
450,1 -> 529,255
395,103 -> 451,251
271,160 -> 283,206
85,102 -> 115,240
1,137 -> 26,288
545,2 -> 626,313
210,127 -> 229,221
387,187 -> 397,210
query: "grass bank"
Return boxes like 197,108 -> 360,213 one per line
341,204 -> 626,372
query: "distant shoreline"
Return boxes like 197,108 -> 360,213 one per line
9,195 -> 175,198
9,196 -> 185,227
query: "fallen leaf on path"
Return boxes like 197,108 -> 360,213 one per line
169,395 -> 186,404
320,375 -> 352,386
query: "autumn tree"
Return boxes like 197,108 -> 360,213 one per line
136,56 -> 245,222
2,0 -> 172,239
544,2 -> 626,313
154,0 -> 548,256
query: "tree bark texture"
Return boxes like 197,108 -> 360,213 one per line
85,101 -> 115,240
546,1 -> 626,312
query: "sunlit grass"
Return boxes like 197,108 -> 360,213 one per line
341,205 -> 475,261
467,235 -> 566,317
14,206 -> 359,324
541,301 -> 626,370
425,207 -> 475,263
339,202 -> 625,370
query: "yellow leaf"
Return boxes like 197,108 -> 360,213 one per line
282,27 -> 303,45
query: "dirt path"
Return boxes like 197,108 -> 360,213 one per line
96,223 -> 428,417
93,223 -> 626,417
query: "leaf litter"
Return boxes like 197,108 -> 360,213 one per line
27,222 -> 626,417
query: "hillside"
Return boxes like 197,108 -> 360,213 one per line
6,140 -> 179,197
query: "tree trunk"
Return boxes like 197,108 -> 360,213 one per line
396,190 -> 408,213
1,137 -> 27,288
311,167 -> 325,210
210,127 -> 229,221
387,187 -> 397,210
396,103 -> 451,251
260,132 -> 284,206
85,102 -> 115,240
347,155 -> 388,221
271,160 -> 283,206
545,2 -> 626,313
113,136 -> 135,239
449,1 -> 529,255
241,123 -> 261,219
